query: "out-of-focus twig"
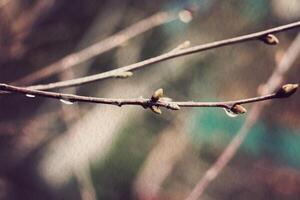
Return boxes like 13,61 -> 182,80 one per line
0,0 -> 10,8
185,32 -> 300,200
0,83 -> 297,114
74,167 -> 97,200
0,0 -> 55,61
14,11 -> 177,85
134,114 -> 189,200
20,21 -> 300,91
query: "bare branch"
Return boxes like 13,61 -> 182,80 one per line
24,21 -> 300,91
185,33 -> 300,200
13,11 -> 177,85
0,83 -> 297,114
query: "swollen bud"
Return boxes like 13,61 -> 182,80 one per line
151,88 -> 164,102
276,84 -> 298,98
260,34 -> 279,45
230,104 -> 247,114
150,106 -> 162,114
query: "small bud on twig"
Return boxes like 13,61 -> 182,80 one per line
150,106 -> 162,114
181,40 -> 191,48
176,41 -> 191,50
151,88 -> 164,102
276,84 -> 298,98
169,41 -> 191,53
114,71 -> 133,78
230,104 -> 247,114
260,34 -> 279,45
167,103 -> 181,110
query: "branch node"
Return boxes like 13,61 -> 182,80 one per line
260,34 -> 279,45
141,104 -> 148,109
181,40 -> 191,49
151,88 -> 164,102
172,41 -> 191,51
275,83 -> 298,98
114,71 -> 133,79
116,101 -> 122,107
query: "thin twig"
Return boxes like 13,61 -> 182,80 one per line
24,21 -> 300,91
13,11 -> 177,85
0,0 -> 10,8
185,33 -> 300,200
0,83 -> 297,113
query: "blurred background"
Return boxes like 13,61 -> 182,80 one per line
0,0 -> 300,199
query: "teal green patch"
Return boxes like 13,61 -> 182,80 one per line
240,0 -> 269,22
190,108 -> 265,156
190,108 -> 300,167
91,121 -> 156,200
265,128 -> 300,168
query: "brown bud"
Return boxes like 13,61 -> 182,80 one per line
276,84 -> 298,98
260,34 -> 279,45
230,104 -> 247,114
115,71 -> 133,78
151,88 -> 164,102
150,106 -> 162,114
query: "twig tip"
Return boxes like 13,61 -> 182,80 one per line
151,88 -> 164,102
276,83 -> 298,98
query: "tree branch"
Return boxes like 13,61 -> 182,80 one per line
185,32 -> 300,200
13,11 -> 177,85
24,21 -> 300,91
0,83 -> 297,114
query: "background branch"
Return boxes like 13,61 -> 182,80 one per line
185,32 -> 300,200
13,11 -> 177,85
